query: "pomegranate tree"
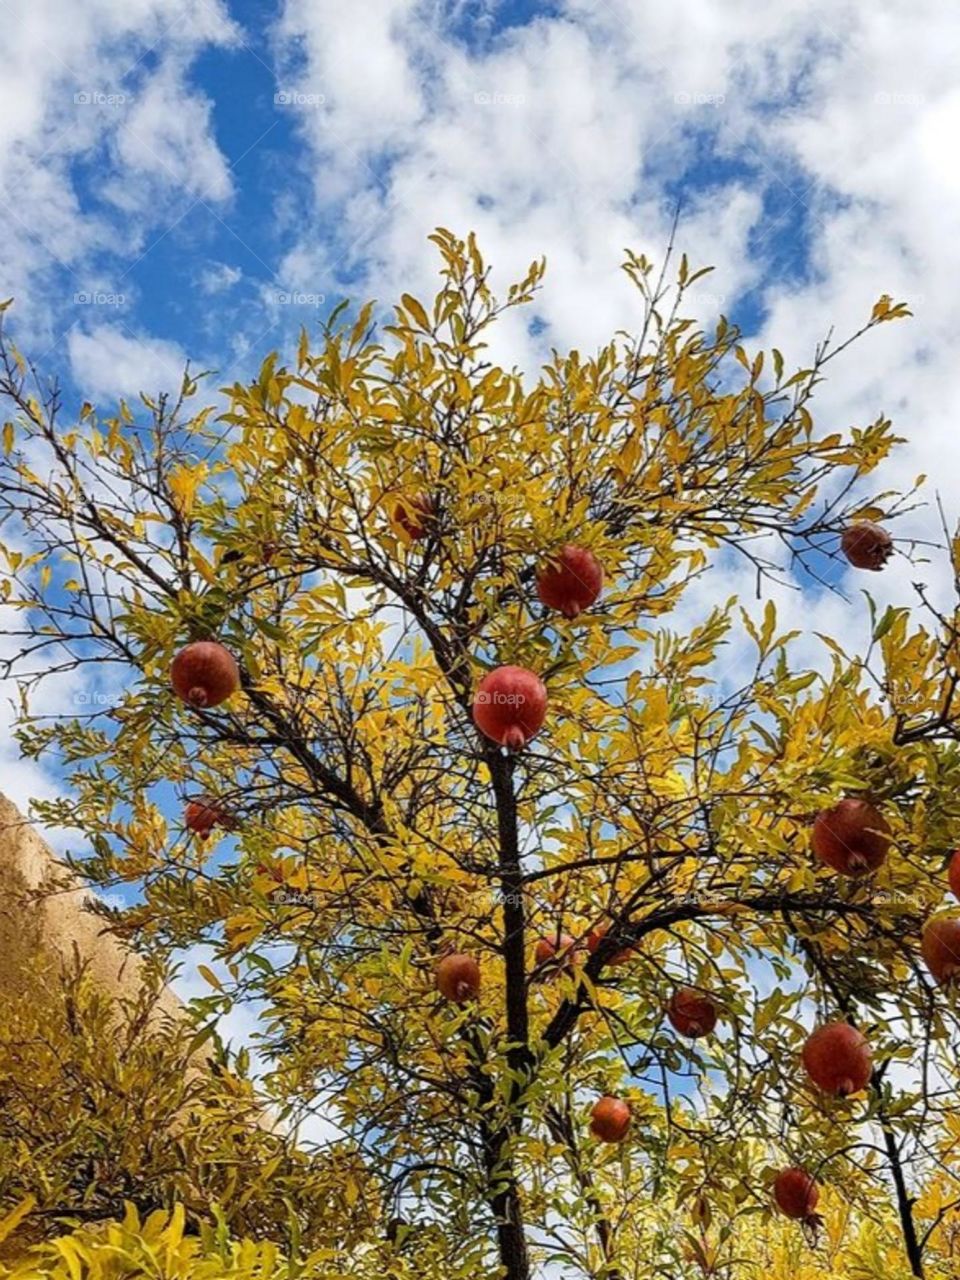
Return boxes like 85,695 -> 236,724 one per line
921,916 -> 960,985
667,988 -> 718,1038
586,923 -> 634,966
171,641 -> 240,709
841,520 -> 893,570
811,798 -> 890,876
948,849 -> 960,900
393,493 -> 435,540
435,953 -> 481,1003
589,1096 -> 631,1143
536,544 -> 603,619
534,933 -> 578,975
184,797 -> 233,839
802,1022 -> 872,1096
773,1167 -> 819,1221
472,665 -> 547,751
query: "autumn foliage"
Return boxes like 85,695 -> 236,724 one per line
2,232 -> 959,1280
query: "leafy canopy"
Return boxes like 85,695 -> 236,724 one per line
2,232 -> 958,1280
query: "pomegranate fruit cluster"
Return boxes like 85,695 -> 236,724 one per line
163,513 -> 957,1228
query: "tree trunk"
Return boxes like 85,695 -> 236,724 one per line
493,1182 -> 531,1280
488,749 -> 532,1280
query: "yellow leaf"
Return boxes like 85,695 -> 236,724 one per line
0,1195 -> 36,1245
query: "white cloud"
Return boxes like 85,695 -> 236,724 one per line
271,0 -> 960,646
198,260 -> 243,293
0,0 -> 238,342
112,57 -> 234,202
68,323 -> 188,399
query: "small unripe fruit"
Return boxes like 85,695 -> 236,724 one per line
948,850 -> 960,900
536,544 -> 604,619
435,953 -> 480,1003
841,521 -> 893,570
802,1021 -> 872,1096
667,987 -> 718,1038
773,1167 -> 819,1220
921,915 -> 960,985
394,493 -> 435,540
811,798 -> 890,876
589,1095 -> 631,1143
171,641 -> 240,709
472,665 -> 547,751
586,924 -> 634,965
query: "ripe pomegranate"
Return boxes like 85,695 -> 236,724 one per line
534,933 -> 578,974
841,521 -> 893,570
921,915 -> 960,985
811,798 -> 890,876
948,850 -> 960,900
435,953 -> 481,1003
586,924 -> 634,965
802,1021 -> 872,1096
667,987 -> 718,1038
773,1167 -> 819,1221
536,544 -> 604,619
589,1096 -> 631,1143
472,665 -> 547,751
171,641 -> 240,709
184,797 -> 232,839
393,493 -> 435,540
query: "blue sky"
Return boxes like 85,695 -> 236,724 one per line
6,0 -> 931,414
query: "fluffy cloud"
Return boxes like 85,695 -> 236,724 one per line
68,323 -> 189,399
0,0 -> 238,342
271,0 -> 959,631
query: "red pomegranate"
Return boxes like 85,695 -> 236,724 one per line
802,1022 -> 872,1096
948,850 -> 960,900
589,1096 -> 631,1143
393,493 -> 435,540
667,987 -> 718,1038
841,521 -> 893,570
586,924 -> 634,966
773,1167 -> 819,1220
472,665 -> 547,751
921,916 -> 960,985
534,933 -> 579,974
435,953 -> 481,1003
171,641 -> 240,709
811,798 -> 891,876
184,797 -> 232,839
536,544 -> 604,619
